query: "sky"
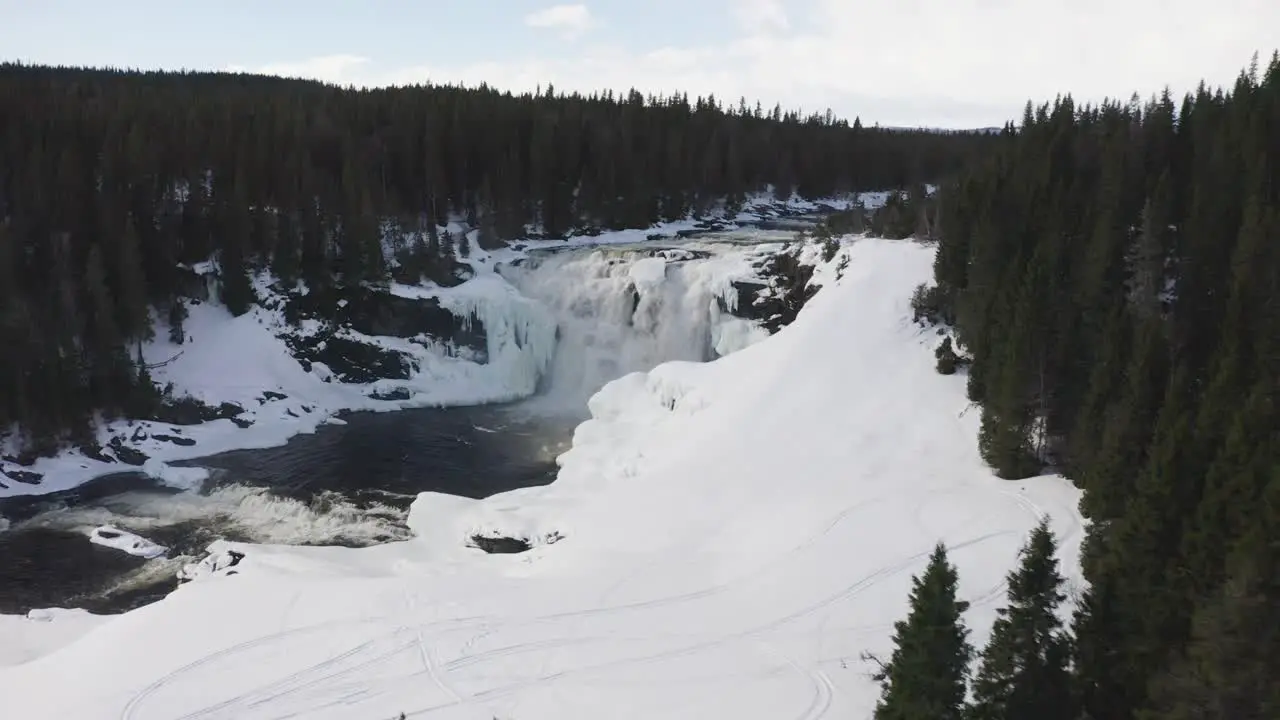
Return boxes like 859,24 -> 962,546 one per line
2,0 -> 1277,128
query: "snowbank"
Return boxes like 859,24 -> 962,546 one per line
0,238 -> 1084,720
88,525 -> 168,559
0,609 -> 110,668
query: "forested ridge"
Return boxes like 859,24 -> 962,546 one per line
905,54 -> 1278,718
0,63 -> 992,456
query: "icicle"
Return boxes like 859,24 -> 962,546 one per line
436,275 -> 559,400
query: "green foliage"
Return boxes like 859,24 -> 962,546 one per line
930,54 -> 1280,718
0,64 -> 992,452
873,543 -> 974,720
967,521 -> 1073,720
935,337 -> 960,375
166,300 -> 188,345
911,283 -> 949,325
815,222 -> 840,263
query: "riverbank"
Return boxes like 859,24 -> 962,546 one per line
0,193 -> 874,502
0,238 -> 1084,719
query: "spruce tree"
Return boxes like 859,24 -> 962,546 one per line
967,520 -> 1073,720
874,543 -> 974,720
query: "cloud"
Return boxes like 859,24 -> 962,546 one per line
224,54 -> 370,85
733,0 -> 789,35
524,4 -> 595,39
231,0 -> 1280,128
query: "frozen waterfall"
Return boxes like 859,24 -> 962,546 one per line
502,245 -> 770,412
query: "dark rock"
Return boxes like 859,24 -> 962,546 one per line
369,388 -> 412,402
285,409 -> 299,418
469,535 -> 532,554
230,417 -> 254,429
151,397 -> 245,426
106,438 -> 149,466
282,334 -> 417,384
1,468 -> 43,485
284,285 -> 486,351
82,445 -> 116,463
721,248 -> 818,334
152,434 -> 197,447
3,451 -> 41,468
261,391 -> 287,402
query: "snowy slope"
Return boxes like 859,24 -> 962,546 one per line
0,239 -> 1084,720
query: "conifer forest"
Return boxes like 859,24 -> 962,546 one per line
1,49 -> 1277,718
895,54 -> 1278,719
0,63 -> 989,453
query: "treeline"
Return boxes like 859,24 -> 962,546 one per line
0,64 -> 993,455
872,523 -> 1073,720
915,55 -> 1278,717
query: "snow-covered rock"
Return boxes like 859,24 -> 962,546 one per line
88,525 -> 168,559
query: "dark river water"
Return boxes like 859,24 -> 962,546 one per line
0,403 -> 578,615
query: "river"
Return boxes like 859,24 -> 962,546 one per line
0,403 -> 578,614
0,227 -> 810,616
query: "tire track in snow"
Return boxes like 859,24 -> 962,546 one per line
182,632 -> 420,720
122,616 -> 481,720
756,641 -> 834,720
120,617 -> 393,720
404,530 -> 1016,717
556,496 -> 893,624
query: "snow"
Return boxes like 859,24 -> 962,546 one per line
89,525 -> 168,559
141,458 -> 209,490
0,609 -> 110,668
0,238 -> 1084,719
0,192 -> 878,501
504,242 -> 775,410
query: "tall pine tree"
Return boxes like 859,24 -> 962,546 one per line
874,543 -> 974,720
967,520 -> 1073,720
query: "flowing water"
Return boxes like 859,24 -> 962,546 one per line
0,231 -> 806,615
0,404 -> 577,614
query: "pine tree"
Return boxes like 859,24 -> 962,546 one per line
967,520 -> 1073,720
116,214 -> 152,342
936,337 -> 960,375
167,300 -> 187,345
874,543 -> 974,720
218,183 -> 255,316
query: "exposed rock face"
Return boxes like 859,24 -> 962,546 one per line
285,285 -> 486,351
469,531 -> 564,554
278,284 -> 491,385
469,535 -> 532,554
722,247 -> 820,334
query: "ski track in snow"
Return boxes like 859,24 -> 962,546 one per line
115,496 -> 1042,719
2,238 -> 1085,720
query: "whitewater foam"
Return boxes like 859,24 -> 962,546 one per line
503,243 -> 772,412
14,483 -> 411,551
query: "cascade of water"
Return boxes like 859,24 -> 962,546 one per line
503,245 -> 769,413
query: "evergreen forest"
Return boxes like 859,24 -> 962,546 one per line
898,53 -> 1279,719
0,63 -> 991,454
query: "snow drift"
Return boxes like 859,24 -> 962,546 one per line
0,238 -> 1084,720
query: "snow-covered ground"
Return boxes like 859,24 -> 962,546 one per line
0,238 -> 1084,719
0,193 -> 851,501
0,609 -> 111,668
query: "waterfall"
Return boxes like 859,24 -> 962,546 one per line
502,245 -> 770,413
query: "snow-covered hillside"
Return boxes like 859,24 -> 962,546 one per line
0,238 -> 1084,719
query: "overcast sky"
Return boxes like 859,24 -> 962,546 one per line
3,0 -> 1277,128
